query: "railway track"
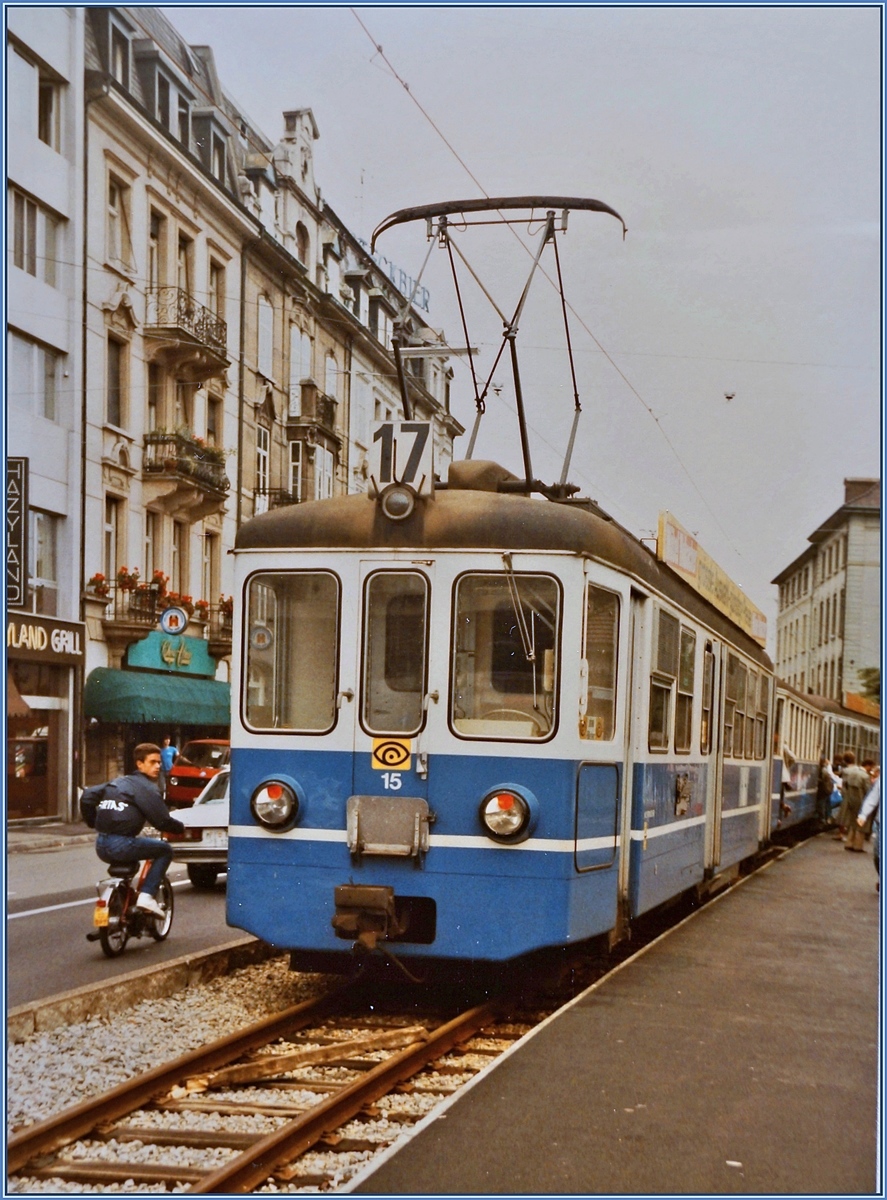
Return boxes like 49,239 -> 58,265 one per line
7,978 -> 543,1193
8,834 -> 808,1193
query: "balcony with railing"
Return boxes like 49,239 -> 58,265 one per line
144,287 -> 229,378
287,382 -> 339,443
84,580 -> 233,665
142,431 -> 230,519
253,488 -> 300,515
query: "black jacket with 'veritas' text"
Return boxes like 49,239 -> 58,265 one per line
87,772 -> 185,837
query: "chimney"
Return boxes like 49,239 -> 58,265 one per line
843,478 -> 880,507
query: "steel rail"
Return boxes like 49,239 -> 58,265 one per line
7,983 -> 352,1173
189,998 -> 505,1193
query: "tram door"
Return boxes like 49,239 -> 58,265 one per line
704,640 -> 726,868
350,564 -> 433,831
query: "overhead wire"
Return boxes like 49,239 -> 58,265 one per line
348,9 -> 750,558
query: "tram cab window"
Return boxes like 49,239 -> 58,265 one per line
582,585 -> 619,740
362,572 -> 429,735
244,571 -> 340,732
451,572 -> 559,740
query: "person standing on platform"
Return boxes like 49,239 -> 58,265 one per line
159,736 -> 178,799
816,756 -> 841,829
857,774 -> 881,889
841,752 -> 872,853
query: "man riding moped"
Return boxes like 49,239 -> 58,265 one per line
81,743 -> 185,916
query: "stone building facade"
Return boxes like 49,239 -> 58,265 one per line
772,478 -> 881,706
6,5 -> 461,817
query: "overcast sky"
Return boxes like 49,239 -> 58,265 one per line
163,4 -> 882,647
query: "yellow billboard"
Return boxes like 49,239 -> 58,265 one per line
657,511 -> 767,646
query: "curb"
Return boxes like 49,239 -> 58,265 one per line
7,936 -> 283,1044
7,834 -> 96,854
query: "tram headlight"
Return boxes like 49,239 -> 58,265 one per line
251,778 -> 301,830
378,483 -> 416,521
478,786 -> 537,844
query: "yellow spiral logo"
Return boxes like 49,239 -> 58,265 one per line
371,738 -> 412,770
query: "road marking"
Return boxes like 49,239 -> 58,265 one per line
7,878 -> 191,921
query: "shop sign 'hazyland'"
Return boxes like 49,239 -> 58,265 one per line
7,614 -> 85,664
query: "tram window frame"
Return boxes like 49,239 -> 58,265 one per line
360,570 -> 430,737
674,627 -> 696,754
700,643 -> 715,755
450,570 -> 561,742
754,675 -> 770,760
744,671 -> 758,758
724,653 -> 748,760
242,569 -> 341,735
581,583 -> 620,742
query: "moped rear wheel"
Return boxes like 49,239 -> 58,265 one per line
148,877 -> 174,941
99,885 -> 130,958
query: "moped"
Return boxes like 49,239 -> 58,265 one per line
86,859 -> 174,958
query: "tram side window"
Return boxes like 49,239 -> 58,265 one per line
244,572 -> 339,732
700,644 -> 715,755
362,572 -> 428,735
451,572 -> 559,740
582,584 -> 619,740
744,672 -> 758,758
675,628 -> 696,753
648,609 -> 683,752
724,653 -> 747,759
755,675 -> 770,759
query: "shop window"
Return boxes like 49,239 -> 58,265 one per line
582,584 -> 619,740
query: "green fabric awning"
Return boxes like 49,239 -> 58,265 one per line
84,668 -> 230,726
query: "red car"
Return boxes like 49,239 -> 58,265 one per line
166,739 -> 230,807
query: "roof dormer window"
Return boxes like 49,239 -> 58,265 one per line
157,74 -> 170,129
111,25 -> 130,87
178,96 -> 190,148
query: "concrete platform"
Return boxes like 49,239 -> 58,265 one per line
354,835 -> 880,1195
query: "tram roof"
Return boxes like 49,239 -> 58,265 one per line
236,484 -> 771,668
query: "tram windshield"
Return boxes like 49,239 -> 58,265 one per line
361,572 -> 429,735
451,572 -> 559,739
244,571 -> 339,731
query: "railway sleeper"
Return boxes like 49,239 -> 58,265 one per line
26,1161 -> 206,1185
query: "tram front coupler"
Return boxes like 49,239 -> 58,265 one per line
331,884 -> 408,950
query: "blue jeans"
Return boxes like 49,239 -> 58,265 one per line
96,833 -> 173,897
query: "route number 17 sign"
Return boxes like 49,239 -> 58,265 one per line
369,421 -> 434,496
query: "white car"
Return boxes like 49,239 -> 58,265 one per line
165,766 -> 229,889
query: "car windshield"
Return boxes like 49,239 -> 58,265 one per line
195,771 -> 229,805
178,742 -> 228,769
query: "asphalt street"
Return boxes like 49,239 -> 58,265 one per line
6,843 -> 234,1008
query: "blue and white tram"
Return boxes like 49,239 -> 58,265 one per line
770,685 -> 880,833
226,459 -> 775,971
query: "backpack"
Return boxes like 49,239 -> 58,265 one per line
79,782 -> 109,829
